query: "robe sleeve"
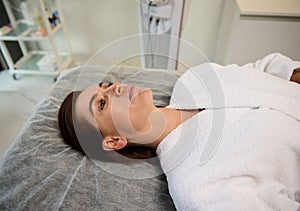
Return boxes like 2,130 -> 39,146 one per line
240,53 -> 300,80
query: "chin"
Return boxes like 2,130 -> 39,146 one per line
139,89 -> 153,101
131,88 -> 154,109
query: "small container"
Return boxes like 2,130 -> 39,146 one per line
0,24 -> 13,36
37,55 -> 58,71
20,0 -> 35,26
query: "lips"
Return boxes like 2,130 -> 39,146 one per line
129,86 -> 134,101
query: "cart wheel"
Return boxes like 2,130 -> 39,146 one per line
13,74 -> 18,80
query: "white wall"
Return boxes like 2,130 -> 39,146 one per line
179,0 -> 224,65
61,0 -> 139,62
59,0 -> 224,65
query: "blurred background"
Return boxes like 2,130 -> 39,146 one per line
0,0 -> 299,159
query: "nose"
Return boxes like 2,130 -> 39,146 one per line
102,82 -> 122,96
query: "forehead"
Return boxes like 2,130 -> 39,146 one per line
74,84 -> 98,122
78,84 -> 98,105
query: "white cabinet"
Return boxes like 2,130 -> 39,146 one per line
214,0 -> 300,65
0,0 -> 72,80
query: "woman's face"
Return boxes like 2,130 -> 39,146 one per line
74,82 -> 156,141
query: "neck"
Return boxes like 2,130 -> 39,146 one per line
148,107 -> 200,149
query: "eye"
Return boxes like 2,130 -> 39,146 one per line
99,99 -> 106,110
98,82 -> 113,88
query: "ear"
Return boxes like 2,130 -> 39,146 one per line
102,136 -> 128,151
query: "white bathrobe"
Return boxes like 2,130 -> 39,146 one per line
157,53 -> 300,210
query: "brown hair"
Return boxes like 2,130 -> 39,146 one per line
58,91 -> 157,160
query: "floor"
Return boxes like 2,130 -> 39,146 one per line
0,71 -> 55,160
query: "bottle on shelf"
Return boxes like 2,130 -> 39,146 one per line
34,12 -> 47,37
20,0 -> 35,26
46,0 -> 60,28
51,0 -> 60,25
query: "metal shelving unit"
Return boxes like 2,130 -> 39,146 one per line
0,0 -> 73,80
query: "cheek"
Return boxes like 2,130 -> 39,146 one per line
109,97 -> 132,133
109,90 -> 154,133
110,98 -> 130,120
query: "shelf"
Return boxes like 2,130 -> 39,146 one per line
0,0 -> 73,80
0,20 -> 62,41
236,0 -> 300,17
10,51 -> 71,76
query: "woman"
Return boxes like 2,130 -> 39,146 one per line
59,53 -> 300,210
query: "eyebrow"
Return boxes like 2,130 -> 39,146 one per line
89,82 -> 104,116
89,82 -> 112,115
89,93 -> 97,116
